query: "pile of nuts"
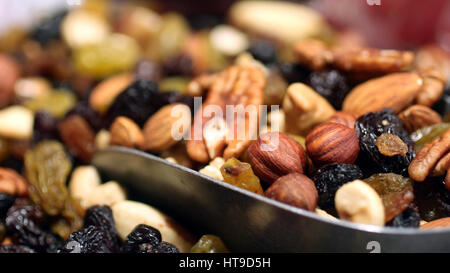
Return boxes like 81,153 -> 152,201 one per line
0,0 -> 449,253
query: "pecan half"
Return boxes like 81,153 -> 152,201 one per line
408,129 -> 450,190
414,67 -> 446,107
0,168 -> 28,196
186,65 -> 265,163
293,39 -> 333,70
398,105 -> 442,133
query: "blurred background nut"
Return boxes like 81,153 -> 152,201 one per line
69,166 -> 126,212
267,109 -> 285,133
247,132 -> 306,185
111,200 -> 195,253
0,106 -> 34,140
0,54 -> 20,108
420,217 -> 450,229
265,173 -> 318,211
0,168 -> 28,197
160,143 -> 194,169
209,25 -> 249,56
199,157 -> 225,181
306,122 -> 359,167
109,116 -> 144,148
142,103 -> 191,152
13,77 -> 51,103
61,9 -> 110,49
229,1 -> 325,45
398,105 -> 442,133
414,67 -> 446,107
293,39 -> 333,70
95,129 -> 111,150
282,83 -> 335,136
58,114 -> 96,163
335,180 -> 385,226
89,73 -> 134,114
327,111 -> 356,128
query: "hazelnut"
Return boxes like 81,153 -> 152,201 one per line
0,54 -> 20,108
110,116 -> 144,148
305,122 -> 359,167
247,132 -> 306,184
334,180 -> 385,226
0,168 -> 28,197
265,173 -> 318,211
327,111 -> 356,129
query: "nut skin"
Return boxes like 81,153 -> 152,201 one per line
0,168 -> 28,197
398,105 -> 442,133
265,173 -> 318,211
327,111 -> 356,129
247,132 -> 306,185
420,217 -> 450,229
89,73 -> 134,114
305,122 -> 359,167
110,116 -> 144,148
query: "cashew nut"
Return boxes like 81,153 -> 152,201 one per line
69,166 -> 126,211
111,200 -> 195,253
199,157 -> 225,181
335,180 -> 385,226
0,106 -> 34,140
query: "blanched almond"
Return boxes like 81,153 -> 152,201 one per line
0,106 -> 34,140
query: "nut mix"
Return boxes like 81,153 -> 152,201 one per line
0,0 -> 449,253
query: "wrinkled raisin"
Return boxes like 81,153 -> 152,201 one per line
220,158 -> 263,195
154,242 -> 179,253
58,225 -> 116,253
65,101 -> 103,131
364,173 -> 414,221
135,59 -> 162,82
376,133 -> 408,156
248,40 -> 277,65
355,108 -> 415,175
83,206 -> 120,252
386,207 -> 420,228
413,178 -> 449,221
121,224 -> 162,253
5,202 -> 62,252
277,62 -> 310,84
307,70 -> 349,109
30,11 -> 67,45
105,79 -> 166,126
0,244 -> 36,253
191,235 -> 230,253
33,111 -> 59,143
162,54 -> 194,76
312,163 -> 363,209
58,115 -> 96,163
0,193 -> 15,218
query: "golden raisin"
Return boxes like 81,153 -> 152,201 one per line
376,133 -> 408,156
220,158 -> 263,195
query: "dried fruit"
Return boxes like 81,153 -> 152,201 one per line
65,101 -> 103,131
0,244 -> 35,253
282,83 -> 336,136
121,224 -> 161,253
247,132 -> 306,185
105,79 -> 165,127
307,70 -> 349,109
411,123 -> 450,152
32,111 -> 59,143
30,10 -> 66,45
376,133 -> 408,157
265,173 -> 318,211
342,73 -> 423,117
25,90 -> 76,119
58,225 -> 115,253
386,207 -> 420,228
312,163 -> 363,209
306,122 -> 359,167
84,205 -> 120,252
220,158 -> 263,195
0,193 -> 15,218
278,62 -> 310,84
0,168 -> 28,197
248,40 -> 277,65
58,115 -> 96,163
191,235 -> 229,253
364,173 -> 414,222
355,108 -> 415,175
6,202 -> 63,252
335,180 -> 385,226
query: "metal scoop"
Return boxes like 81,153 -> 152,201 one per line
92,146 -> 450,253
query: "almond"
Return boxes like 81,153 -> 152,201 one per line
142,103 -> 191,152
89,73 -> 134,114
420,217 -> 450,229
398,105 -> 442,133
342,72 -> 423,117
109,116 -> 144,148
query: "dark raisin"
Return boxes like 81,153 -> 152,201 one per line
32,111 -> 59,143
65,101 -> 103,131
0,157 -> 23,173
0,244 -> 36,253
248,40 -> 277,65
312,163 -> 363,209
5,202 -> 62,252
121,224 -> 162,253
162,55 -> 194,77
30,10 -> 67,45
83,206 -> 120,251
188,13 -> 223,30
105,79 -> 165,126
277,62 -> 310,84
413,178 -> 449,221
58,225 -> 116,253
386,207 -> 420,228
0,222 -> 5,242
135,59 -> 162,82
154,241 -> 179,253
355,108 -> 415,175
432,87 -> 450,116
307,70 -> 349,109
0,194 -> 15,218
436,180 -> 450,215
159,91 -> 195,114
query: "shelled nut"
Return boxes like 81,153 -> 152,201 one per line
110,116 -> 144,148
